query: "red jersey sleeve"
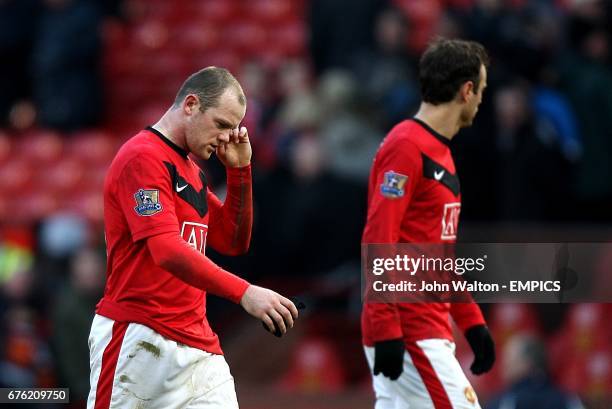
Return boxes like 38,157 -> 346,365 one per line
450,302 -> 485,332
362,139 -> 421,243
362,139 -> 422,342
115,153 -> 179,242
146,231 -> 249,303
206,165 -> 253,256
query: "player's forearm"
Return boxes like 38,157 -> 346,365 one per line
211,165 -> 253,255
147,231 -> 250,303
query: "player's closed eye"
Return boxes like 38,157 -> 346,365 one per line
216,120 -> 232,130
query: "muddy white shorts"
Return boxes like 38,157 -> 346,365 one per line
364,339 -> 480,409
87,314 -> 238,409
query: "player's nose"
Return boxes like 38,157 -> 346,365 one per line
218,132 -> 230,143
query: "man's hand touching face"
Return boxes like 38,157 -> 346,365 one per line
216,126 -> 251,168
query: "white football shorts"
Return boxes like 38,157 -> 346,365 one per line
87,314 -> 238,409
364,339 -> 481,409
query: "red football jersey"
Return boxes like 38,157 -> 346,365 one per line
98,127 -> 250,354
362,118 -> 485,345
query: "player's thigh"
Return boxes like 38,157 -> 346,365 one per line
405,339 -> 481,409
185,354 -> 238,409
112,323 -> 196,408
363,346 -> 403,409
88,316 -> 193,409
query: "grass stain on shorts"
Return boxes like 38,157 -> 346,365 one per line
134,340 -> 161,359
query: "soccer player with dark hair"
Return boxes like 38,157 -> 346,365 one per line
362,39 -> 495,408
88,67 -> 299,409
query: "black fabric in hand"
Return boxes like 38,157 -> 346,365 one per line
373,338 -> 404,380
465,325 -> 495,375
262,297 -> 306,338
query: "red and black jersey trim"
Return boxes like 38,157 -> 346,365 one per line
411,118 -> 451,147
422,153 -> 460,197
146,126 -> 189,158
164,161 -> 209,217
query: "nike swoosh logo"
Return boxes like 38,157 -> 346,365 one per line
434,170 -> 445,181
176,183 -> 188,192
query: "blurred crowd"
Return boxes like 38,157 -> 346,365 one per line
0,0 -> 611,407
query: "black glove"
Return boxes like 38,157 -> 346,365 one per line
373,338 -> 404,380
262,298 -> 306,338
465,325 -> 495,375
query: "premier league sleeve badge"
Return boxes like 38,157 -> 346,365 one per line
380,171 -> 408,198
133,188 -> 163,216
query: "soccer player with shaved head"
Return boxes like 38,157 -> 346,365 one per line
88,67 -> 299,409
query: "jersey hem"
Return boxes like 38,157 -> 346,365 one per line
96,299 -> 224,355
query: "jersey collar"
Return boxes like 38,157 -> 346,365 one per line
146,126 -> 189,158
411,118 -> 451,147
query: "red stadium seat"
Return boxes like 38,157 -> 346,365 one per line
222,20 -> 267,55
243,0 -> 296,24
86,162 -> 111,189
101,19 -> 129,50
64,189 -> 104,224
564,304 -> 608,352
34,157 -> 85,195
278,337 -> 346,392
131,20 -> 170,51
192,50 -> 242,74
121,0 -> 174,23
173,23 -> 221,53
0,158 -> 33,195
147,49 -> 191,80
393,0 -> 443,52
556,347 -> 611,398
15,130 -> 63,164
134,103 -> 169,127
193,0 -> 240,23
68,130 -> 116,165
105,47 -> 144,78
11,189 -> 59,222
0,130 -> 13,166
548,303 -> 611,394
487,304 -> 541,346
107,77 -> 157,106
268,20 -> 306,56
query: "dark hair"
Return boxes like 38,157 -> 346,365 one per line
173,66 -> 245,111
419,38 -> 489,105
520,336 -> 549,374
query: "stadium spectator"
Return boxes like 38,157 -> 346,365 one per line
0,0 -> 39,127
31,0 -> 103,131
308,0 -> 389,75
557,9 -> 612,220
51,247 -> 104,406
350,7 -> 419,130
485,334 -> 585,409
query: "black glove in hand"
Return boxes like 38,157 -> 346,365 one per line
373,339 -> 404,380
465,325 -> 495,375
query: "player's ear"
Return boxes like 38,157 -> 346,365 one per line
459,81 -> 475,103
183,94 -> 200,115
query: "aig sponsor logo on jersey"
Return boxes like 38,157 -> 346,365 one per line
380,171 -> 408,198
181,222 -> 208,254
441,202 -> 461,240
133,189 -> 163,216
